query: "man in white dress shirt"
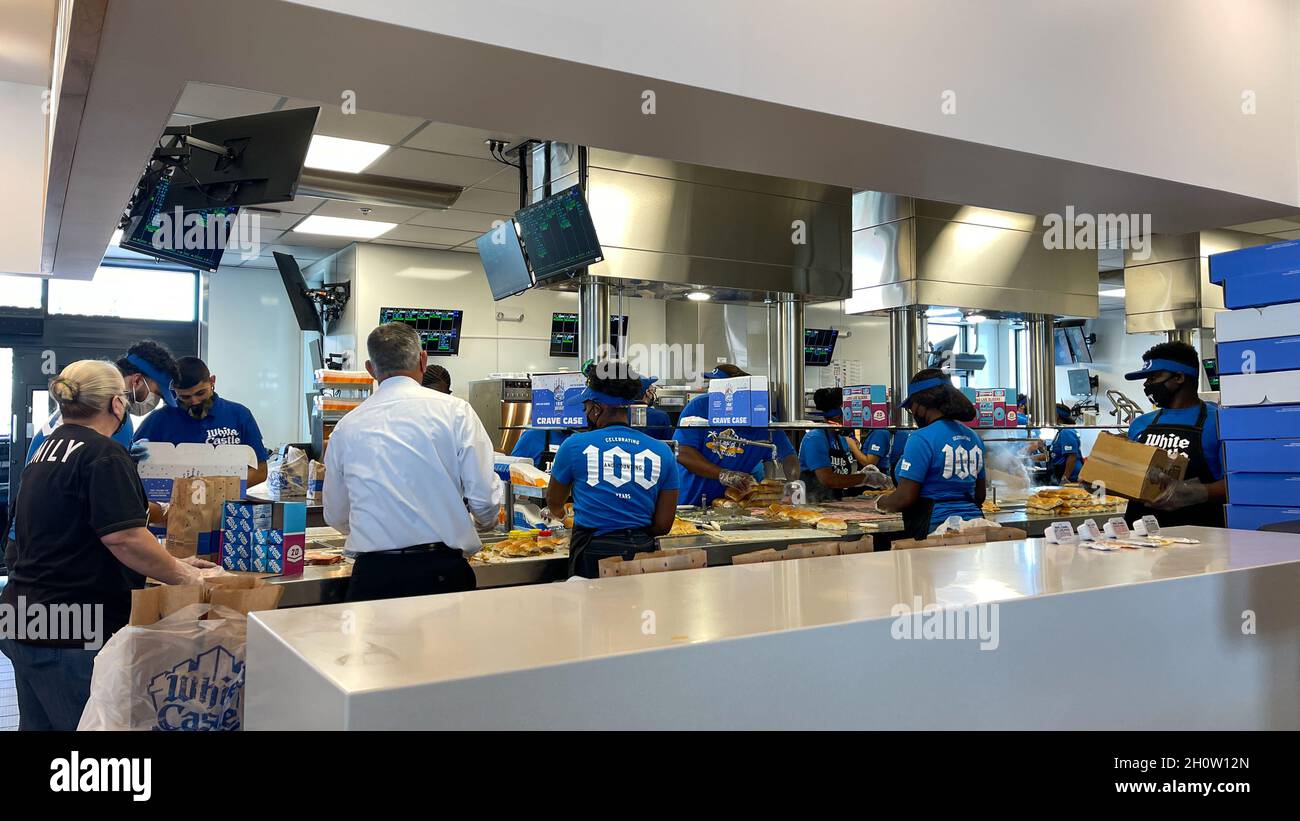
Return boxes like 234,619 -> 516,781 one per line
323,322 -> 499,602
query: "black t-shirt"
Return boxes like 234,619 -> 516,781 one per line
3,424 -> 148,647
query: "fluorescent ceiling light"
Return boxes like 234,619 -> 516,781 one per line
292,214 -> 397,239
304,135 -> 390,173
686,291 -> 711,301
966,313 -> 987,324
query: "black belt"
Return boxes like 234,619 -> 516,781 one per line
363,542 -> 459,556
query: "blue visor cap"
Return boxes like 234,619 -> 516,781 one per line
1124,358 -> 1199,381
701,368 -> 731,380
125,354 -> 177,407
901,377 -> 948,409
578,376 -> 658,407
820,406 -> 844,420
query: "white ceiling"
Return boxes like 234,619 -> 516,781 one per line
107,81 -> 527,270
0,0 -> 57,86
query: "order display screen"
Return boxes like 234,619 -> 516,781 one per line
379,306 -> 464,356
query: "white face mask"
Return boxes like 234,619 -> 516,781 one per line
128,378 -> 160,415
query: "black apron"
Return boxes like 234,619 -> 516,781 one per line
537,431 -> 559,470
801,430 -> 856,503
1128,402 -> 1224,528
568,525 -> 657,579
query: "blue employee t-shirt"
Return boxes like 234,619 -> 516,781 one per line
133,396 -> 268,462
673,395 -> 795,506
895,419 -> 986,530
888,430 -> 911,476
1049,428 -> 1084,482
644,407 -> 674,441
551,425 -> 680,535
799,429 -> 849,473
511,428 -> 572,468
863,428 -> 893,472
1127,403 -> 1223,481
26,409 -> 134,464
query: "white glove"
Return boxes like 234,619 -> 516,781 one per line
718,470 -> 757,492
858,465 -> 891,489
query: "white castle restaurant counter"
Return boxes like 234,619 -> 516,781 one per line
245,527 -> 1300,730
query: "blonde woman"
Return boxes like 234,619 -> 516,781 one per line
0,360 -> 214,731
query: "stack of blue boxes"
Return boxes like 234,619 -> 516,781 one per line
1209,241 -> 1300,530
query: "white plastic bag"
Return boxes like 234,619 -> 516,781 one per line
78,603 -> 249,731
930,516 -> 1003,537
266,446 -> 308,500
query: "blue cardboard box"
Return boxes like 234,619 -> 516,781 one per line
1218,271 -> 1300,309
1226,474 -> 1300,507
529,372 -> 587,429
1226,504 -> 1300,531
1209,239 -> 1300,282
708,376 -> 770,427
1218,404 -> 1300,440
1217,335 -> 1300,375
1223,439 -> 1300,472
220,501 -> 306,574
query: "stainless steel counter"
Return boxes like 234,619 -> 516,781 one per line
246,526 -> 1300,729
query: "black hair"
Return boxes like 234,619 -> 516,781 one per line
907,368 -> 977,422
1139,340 -> 1200,371
813,387 -> 843,412
116,339 -> 180,383
422,364 -> 451,390
711,363 -> 749,378
585,359 -> 646,403
1017,393 -> 1028,408
175,356 -> 211,390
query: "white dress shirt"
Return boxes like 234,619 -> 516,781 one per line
323,375 -> 498,554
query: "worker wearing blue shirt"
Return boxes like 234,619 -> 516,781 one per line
1047,404 -> 1084,483
511,428 -> 572,470
862,428 -> 894,472
547,363 -> 679,578
887,428 -> 911,481
134,356 -> 269,485
673,364 -> 799,507
1123,341 -> 1225,528
798,388 -> 890,502
641,385 -> 674,440
875,369 -> 987,538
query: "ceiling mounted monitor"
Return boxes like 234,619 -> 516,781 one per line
513,186 -> 603,281
476,219 -> 534,301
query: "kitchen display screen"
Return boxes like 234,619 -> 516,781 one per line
380,306 -> 464,356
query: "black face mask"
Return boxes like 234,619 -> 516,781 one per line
187,393 -> 217,420
1145,377 -> 1179,408
112,396 -> 129,435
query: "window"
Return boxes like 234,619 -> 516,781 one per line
48,266 -> 196,321
0,274 -> 43,309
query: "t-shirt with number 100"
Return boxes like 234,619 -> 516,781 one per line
894,419 -> 987,530
550,424 -> 680,535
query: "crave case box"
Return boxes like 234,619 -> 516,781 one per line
708,375 -> 770,426
529,372 -> 587,429
1078,432 -> 1189,503
842,385 -> 890,428
219,500 -> 307,576
137,442 -> 258,536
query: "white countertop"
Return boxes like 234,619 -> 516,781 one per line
249,526 -> 1300,696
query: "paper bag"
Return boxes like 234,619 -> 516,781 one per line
307,459 -> 326,504
165,475 -> 243,558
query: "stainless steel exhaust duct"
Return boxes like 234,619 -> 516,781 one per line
888,306 -> 924,426
1122,230 -> 1273,333
295,168 -> 463,210
1026,314 -> 1056,426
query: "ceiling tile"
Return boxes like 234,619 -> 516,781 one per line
366,147 -> 504,187
175,83 -> 283,120
1222,218 -> 1300,234
381,224 -> 482,246
450,187 -> 520,215
276,232 -> 355,251
408,209 -> 508,233
373,239 -> 457,251
401,121 -> 524,159
268,195 -> 329,215
242,210 -> 305,231
474,167 -> 520,194
311,199 -> 424,224
281,98 -> 425,145
1266,229 -> 1300,241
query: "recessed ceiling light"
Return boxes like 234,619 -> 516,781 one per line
686,291 -> 711,301
292,214 -> 397,239
304,135 -> 391,173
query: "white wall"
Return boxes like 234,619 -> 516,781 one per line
206,265 -> 305,448
0,81 -> 47,275
290,0 -> 1300,206
330,244 -> 667,397
804,301 -> 891,389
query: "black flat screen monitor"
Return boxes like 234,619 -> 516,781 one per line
548,313 -> 629,358
380,306 -> 463,356
1055,327 -> 1093,365
476,219 -> 534,300
1067,368 -> 1093,396
119,173 -> 239,271
1202,357 -> 1220,391
273,252 -> 323,334
514,186 -> 603,280
804,328 -> 839,366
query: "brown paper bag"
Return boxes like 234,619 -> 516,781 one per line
129,575 -> 283,625
165,475 -> 243,558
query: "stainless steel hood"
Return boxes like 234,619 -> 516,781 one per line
528,146 -> 853,304
848,193 -> 1100,318
1123,229 -> 1274,332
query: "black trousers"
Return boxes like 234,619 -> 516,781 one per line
568,527 -> 656,579
345,545 -> 477,603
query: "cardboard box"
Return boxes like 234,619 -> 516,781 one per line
1215,302 -> 1300,343
219,501 -> 306,576
1224,439 -> 1300,472
842,385 -> 890,428
708,376 -> 770,427
529,372 -> 587,429
1226,474 -> 1300,507
1209,239 -> 1300,283
1078,432 -> 1189,502
962,387 -> 1018,428
164,475 -> 243,558
1220,370 -> 1300,407
598,548 -> 707,577
138,443 -> 258,507
1218,335 -> 1300,375
1218,404 -> 1300,440
891,526 -> 1027,550
1225,504 -> 1300,531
